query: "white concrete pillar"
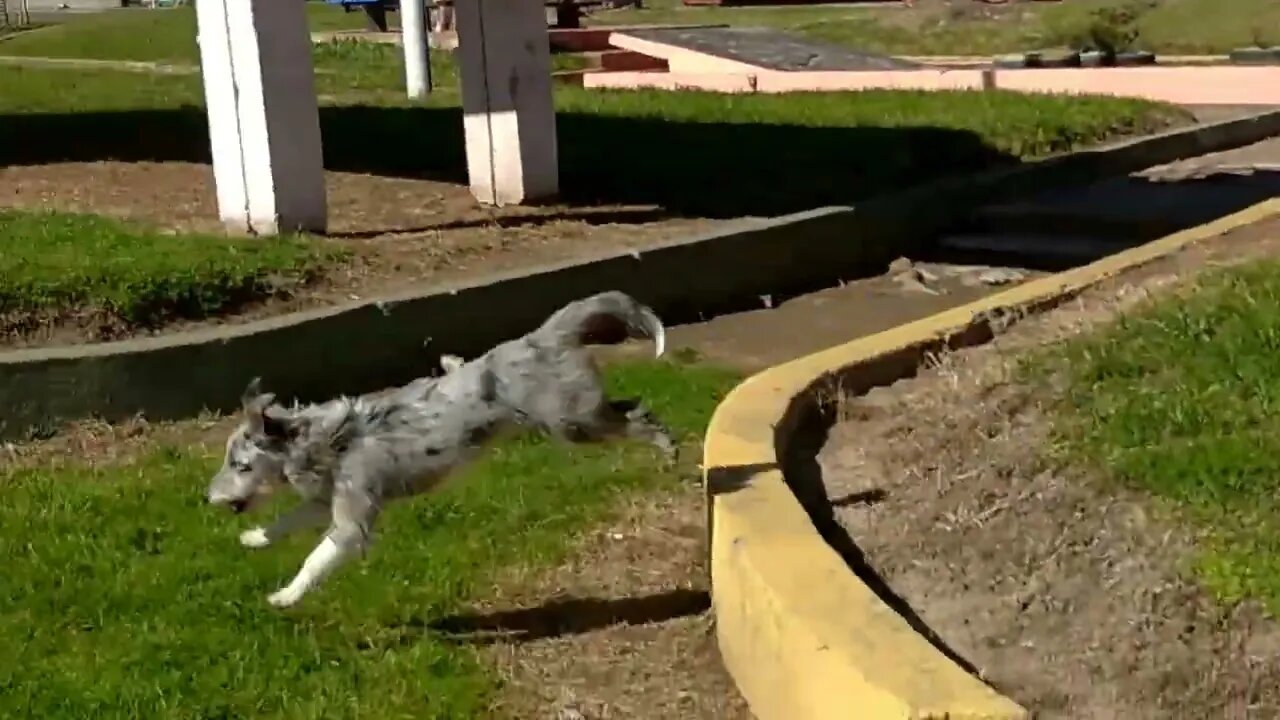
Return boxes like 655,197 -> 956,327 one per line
455,0 -> 559,206
400,0 -> 431,98
195,0 -> 327,235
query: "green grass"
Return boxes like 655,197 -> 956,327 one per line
0,8 -> 585,99
0,4 -> 367,63
5,0 -> 1279,62
553,86 -> 1185,159
0,211 -> 341,329
1034,260 -> 1280,614
0,358 -> 739,719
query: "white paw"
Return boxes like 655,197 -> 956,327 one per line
239,527 -> 271,549
267,587 -> 302,608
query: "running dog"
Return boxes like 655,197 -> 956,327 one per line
205,291 -> 674,608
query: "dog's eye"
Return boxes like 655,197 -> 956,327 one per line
232,461 -> 253,472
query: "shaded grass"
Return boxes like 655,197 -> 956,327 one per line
0,63 -> 1189,218
0,358 -> 739,719
0,211 -> 342,330
1033,260 -> 1280,614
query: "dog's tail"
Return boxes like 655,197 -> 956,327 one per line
535,291 -> 665,357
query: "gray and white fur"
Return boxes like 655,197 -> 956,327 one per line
205,291 -> 674,608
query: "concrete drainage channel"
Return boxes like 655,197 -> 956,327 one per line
658,119 -> 1280,374
5,107 -> 1280,440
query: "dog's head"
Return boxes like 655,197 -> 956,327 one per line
206,378 -> 297,514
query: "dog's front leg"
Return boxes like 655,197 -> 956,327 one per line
240,499 -> 330,549
266,485 -> 380,608
266,533 -> 354,608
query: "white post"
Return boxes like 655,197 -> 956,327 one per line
455,0 -> 559,206
194,0 -> 327,235
400,0 -> 431,98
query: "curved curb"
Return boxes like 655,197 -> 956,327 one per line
701,197 -> 1280,720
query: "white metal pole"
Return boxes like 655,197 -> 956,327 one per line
400,0 -> 431,98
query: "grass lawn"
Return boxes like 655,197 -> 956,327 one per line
0,6 -> 1188,327
0,7 -> 582,96
0,357 -> 741,718
5,0 -> 1279,60
0,4 -> 368,63
597,0 -> 1280,56
0,211 -> 341,332
1037,260 -> 1280,614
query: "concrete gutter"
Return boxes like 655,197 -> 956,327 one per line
3,110 -> 1280,439
701,197 -> 1280,720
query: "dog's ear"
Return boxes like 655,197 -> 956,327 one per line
241,378 -> 286,439
260,406 -> 298,442
440,354 -> 464,374
241,377 -> 274,411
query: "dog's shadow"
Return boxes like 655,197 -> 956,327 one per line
409,588 -> 711,646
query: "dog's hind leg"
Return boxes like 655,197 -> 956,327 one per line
266,485 -> 381,608
612,399 -> 678,464
558,399 -> 677,465
240,499 -> 330,549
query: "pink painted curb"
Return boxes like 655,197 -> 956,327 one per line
584,65 -> 1280,105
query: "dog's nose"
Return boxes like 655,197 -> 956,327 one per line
229,499 -> 249,514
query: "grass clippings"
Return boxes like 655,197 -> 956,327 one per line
0,62 -> 1190,219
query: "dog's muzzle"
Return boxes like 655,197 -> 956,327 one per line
207,494 -> 251,514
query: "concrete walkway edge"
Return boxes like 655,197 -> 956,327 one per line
701,198 -> 1280,720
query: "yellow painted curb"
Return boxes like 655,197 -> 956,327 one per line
702,197 -> 1280,720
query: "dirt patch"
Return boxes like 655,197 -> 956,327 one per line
1,413 -> 233,472
0,161 -> 726,348
470,483 -> 751,720
814,217 -> 1280,718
